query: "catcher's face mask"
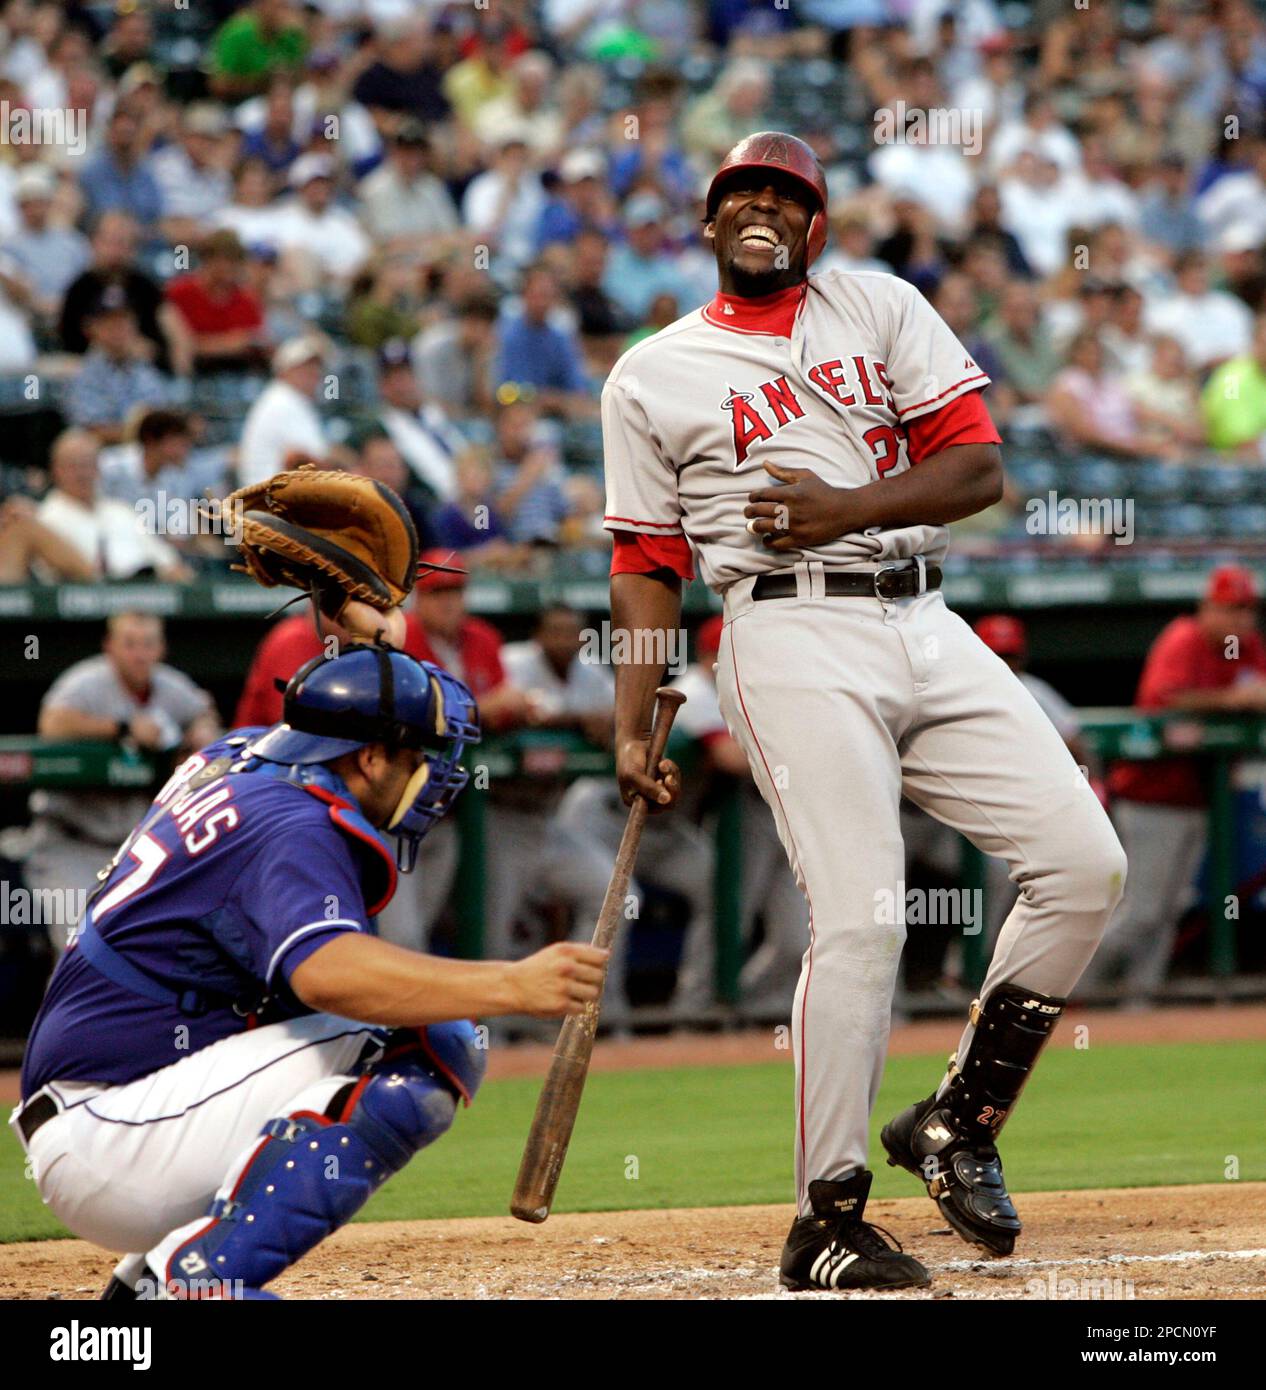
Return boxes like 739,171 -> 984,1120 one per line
385,665 -> 480,871
250,645 -> 480,871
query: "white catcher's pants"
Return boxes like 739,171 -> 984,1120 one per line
715,573 -> 1126,1215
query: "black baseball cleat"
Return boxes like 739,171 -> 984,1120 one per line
779,1170 -> 931,1292
881,1092 -> 1021,1257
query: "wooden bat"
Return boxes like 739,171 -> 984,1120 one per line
510,684 -> 687,1223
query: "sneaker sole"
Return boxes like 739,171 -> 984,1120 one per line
881,1125 -> 1017,1259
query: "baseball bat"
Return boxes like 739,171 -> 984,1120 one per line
510,685 -> 687,1223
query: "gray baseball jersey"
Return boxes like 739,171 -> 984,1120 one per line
601,269 -> 989,588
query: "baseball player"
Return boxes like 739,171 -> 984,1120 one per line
10,645 -> 607,1299
603,133 -> 1126,1290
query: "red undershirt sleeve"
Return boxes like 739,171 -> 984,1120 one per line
609,529 -> 695,581
904,389 -> 1001,464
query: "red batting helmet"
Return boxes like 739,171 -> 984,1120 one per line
705,131 -> 829,269
974,614 -> 1028,659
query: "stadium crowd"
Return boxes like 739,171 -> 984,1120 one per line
4,1 -> 1266,580
3,0 -> 1266,1026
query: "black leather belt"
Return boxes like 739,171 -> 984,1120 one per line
752,563 -> 942,601
16,1091 -> 57,1143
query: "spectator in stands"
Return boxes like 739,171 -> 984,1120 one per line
150,103 -> 235,250
214,157 -> 285,251
874,193 -> 946,292
350,428 -> 432,541
602,193 -> 696,323
535,148 -> 612,252
932,274 -> 1005,398
680,57 -> 771,163
1087,567 -> 1266,1005
990,90 -> 1082,176
0,496 -> 94,584
1045,329 -> 1179,459
1202,310 -> 1266,454
239,76 -> 302,178
78,104 -> 162,235
608,73 -> 697,208
1102,285 -> 1153,377
491,401 -> 574,546
817,207 -> 889,276
1126,335 -> 1208,453
430,446 -> 525,569
461,127 -> 547,270
375,337 -> 464,501
164,229 -> 269,376
1144,250 -> 1254,371
25,611 -> 220,950
484,604 -> 622,1024
357,118 -> 462,256
98,408 -> 228,529
59,212 -> 175,368
982,279 -> 1062,408
270,153 -> 370,289
352,15 -> 450,124
4,165 -> 89,333
210,0 -> 308,102
495,263 -> 592,419
236,335 -> 330,488
998,150 -> 1083,278
66,286 -> 176,445
36,429 -> 190,582
345,252 -> 424,350
0,249 -> 37,371
413,288 -> 499,416
565,227 -> 634,372
472,50 -> 562,157
963,183 -> 1032,277
1138,152 -> 1204,259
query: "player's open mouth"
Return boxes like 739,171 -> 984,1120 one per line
738,225 -> 782,252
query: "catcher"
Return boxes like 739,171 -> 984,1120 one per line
10,470 -> 608,1299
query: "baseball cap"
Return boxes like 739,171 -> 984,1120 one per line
974,613 -> 1027,657
185,103 -> 229,137
88,283 -> 132,317
560,149 -> 605,184
377,338 -> 413,372
1205,565 -> 1259,606
696,615 -> 724,658
625,193 -> 666,228
272,334 -> 328,374
395,117 -> 431,147
14,165 -> 56,203
289,153 -> 336,189
415,548 -> 468,593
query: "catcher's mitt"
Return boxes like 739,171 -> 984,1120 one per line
224,465 -> 419,628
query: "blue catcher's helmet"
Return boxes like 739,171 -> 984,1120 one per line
249,645 -> 480,870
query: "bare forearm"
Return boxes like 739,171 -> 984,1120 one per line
846,445 -> 1004,531
39,706 -> 120,739
611,570 -> 682,742
291,933 -> 517,1025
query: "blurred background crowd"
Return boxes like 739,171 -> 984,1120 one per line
7,0 -> 1266,577
3,0 -> 1266,1039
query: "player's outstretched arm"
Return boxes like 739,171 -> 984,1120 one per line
745,445 -> 1004,551
611,570 -> 683,811
290,933 -> 610,1024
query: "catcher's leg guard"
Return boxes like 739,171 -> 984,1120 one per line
881,984 -> 1064,1256
148,1023 -> 484,1297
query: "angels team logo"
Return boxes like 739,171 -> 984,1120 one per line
721,377 -> 805,465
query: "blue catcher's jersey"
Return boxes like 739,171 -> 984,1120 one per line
21,730 -> 399,1097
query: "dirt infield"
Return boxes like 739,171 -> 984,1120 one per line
1,1183 -> 1262,1300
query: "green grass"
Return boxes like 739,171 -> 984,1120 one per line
3,1041 -> 1262,1243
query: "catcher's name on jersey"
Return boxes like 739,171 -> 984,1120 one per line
601,269 -> 990,591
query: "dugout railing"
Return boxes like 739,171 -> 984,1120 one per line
0,711 -> 1262,1027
